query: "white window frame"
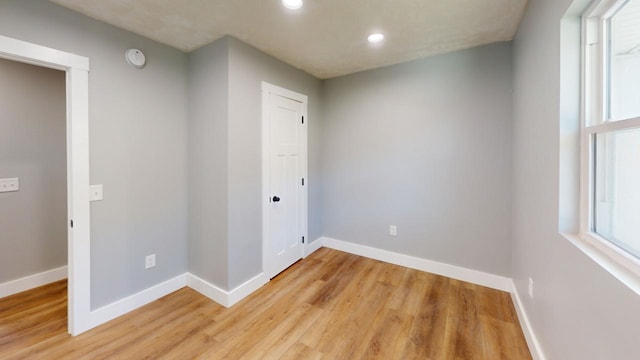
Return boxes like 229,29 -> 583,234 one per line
579,0 -> 640,288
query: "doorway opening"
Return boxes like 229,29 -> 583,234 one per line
0,35 -> 91,335
0,58 -> 66,291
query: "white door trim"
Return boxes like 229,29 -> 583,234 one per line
0,35 -> 91,335
261,82 -> 308,279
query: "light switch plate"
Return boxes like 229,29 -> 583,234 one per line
90,184 -> 103,201
0,178 -> 19,193
145,254 -> 156,269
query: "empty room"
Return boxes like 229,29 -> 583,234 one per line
1,0 -> 639,359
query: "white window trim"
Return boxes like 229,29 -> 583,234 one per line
574,0 -> 640,295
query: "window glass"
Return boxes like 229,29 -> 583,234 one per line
594,128 -> 640,258
609,0 -> 640,121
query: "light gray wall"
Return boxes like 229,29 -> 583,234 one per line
321,43 -> 513,277
512,0 -> 640,358
188,39 -> 230,289
226,37 -> 323,289
0,0 -> 189,309
0,58 -> 66,283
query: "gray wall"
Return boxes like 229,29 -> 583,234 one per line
512,0 -> 640,358
321,43 -> 514,277
0,0 -> 189,309
0,58 -> 66,283
188,39 -> 230,289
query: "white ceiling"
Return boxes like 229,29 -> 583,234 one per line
49,0 -> 528,79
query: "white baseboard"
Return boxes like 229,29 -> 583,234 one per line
227,273 -> 269,306
321,237 -> 512,292
188,237 -> 321,307
186,273 -> 227,306
85,271 -> 267,332
187,272 -> 268,308
304,238 -> 324,258
510,281 -> 546,360
24,237 -> 541,360
320,237 -> 543,356
90,274 -> 186,328
0,266 -> 68,298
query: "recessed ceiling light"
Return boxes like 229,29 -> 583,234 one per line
282,0 -> 303,10
368,33 -> 385,44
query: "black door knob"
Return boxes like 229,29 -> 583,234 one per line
272,196 -> 281,202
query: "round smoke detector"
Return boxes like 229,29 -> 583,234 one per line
125,48 -> 146,69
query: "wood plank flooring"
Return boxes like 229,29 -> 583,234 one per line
0,248 -> 532,359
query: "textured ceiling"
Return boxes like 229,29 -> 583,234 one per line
49,0 -> 528,79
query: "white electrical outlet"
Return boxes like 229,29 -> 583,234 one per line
389,225 -> 397,236
145,254 -> 156,269
528,277 -> 534,298
0,178 -> 19,193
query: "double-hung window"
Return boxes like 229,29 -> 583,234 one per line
582,0 -> 640,271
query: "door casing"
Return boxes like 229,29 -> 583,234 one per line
0,35 -> 91,335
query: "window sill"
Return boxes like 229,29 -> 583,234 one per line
561,232 -> 640,296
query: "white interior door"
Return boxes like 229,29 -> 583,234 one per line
263,83 -> 307,279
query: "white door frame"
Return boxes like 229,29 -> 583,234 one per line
0,35 -> 91,335
261,82 -> 308,278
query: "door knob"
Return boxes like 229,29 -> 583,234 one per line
272,196 -> 281,202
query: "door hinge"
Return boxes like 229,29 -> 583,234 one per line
301,116 -> 304,124
302,236 -> 305,244
302,178 -> 305,186
70,219 -> 74,228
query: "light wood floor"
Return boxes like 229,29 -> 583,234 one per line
0,248 -> 531,359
